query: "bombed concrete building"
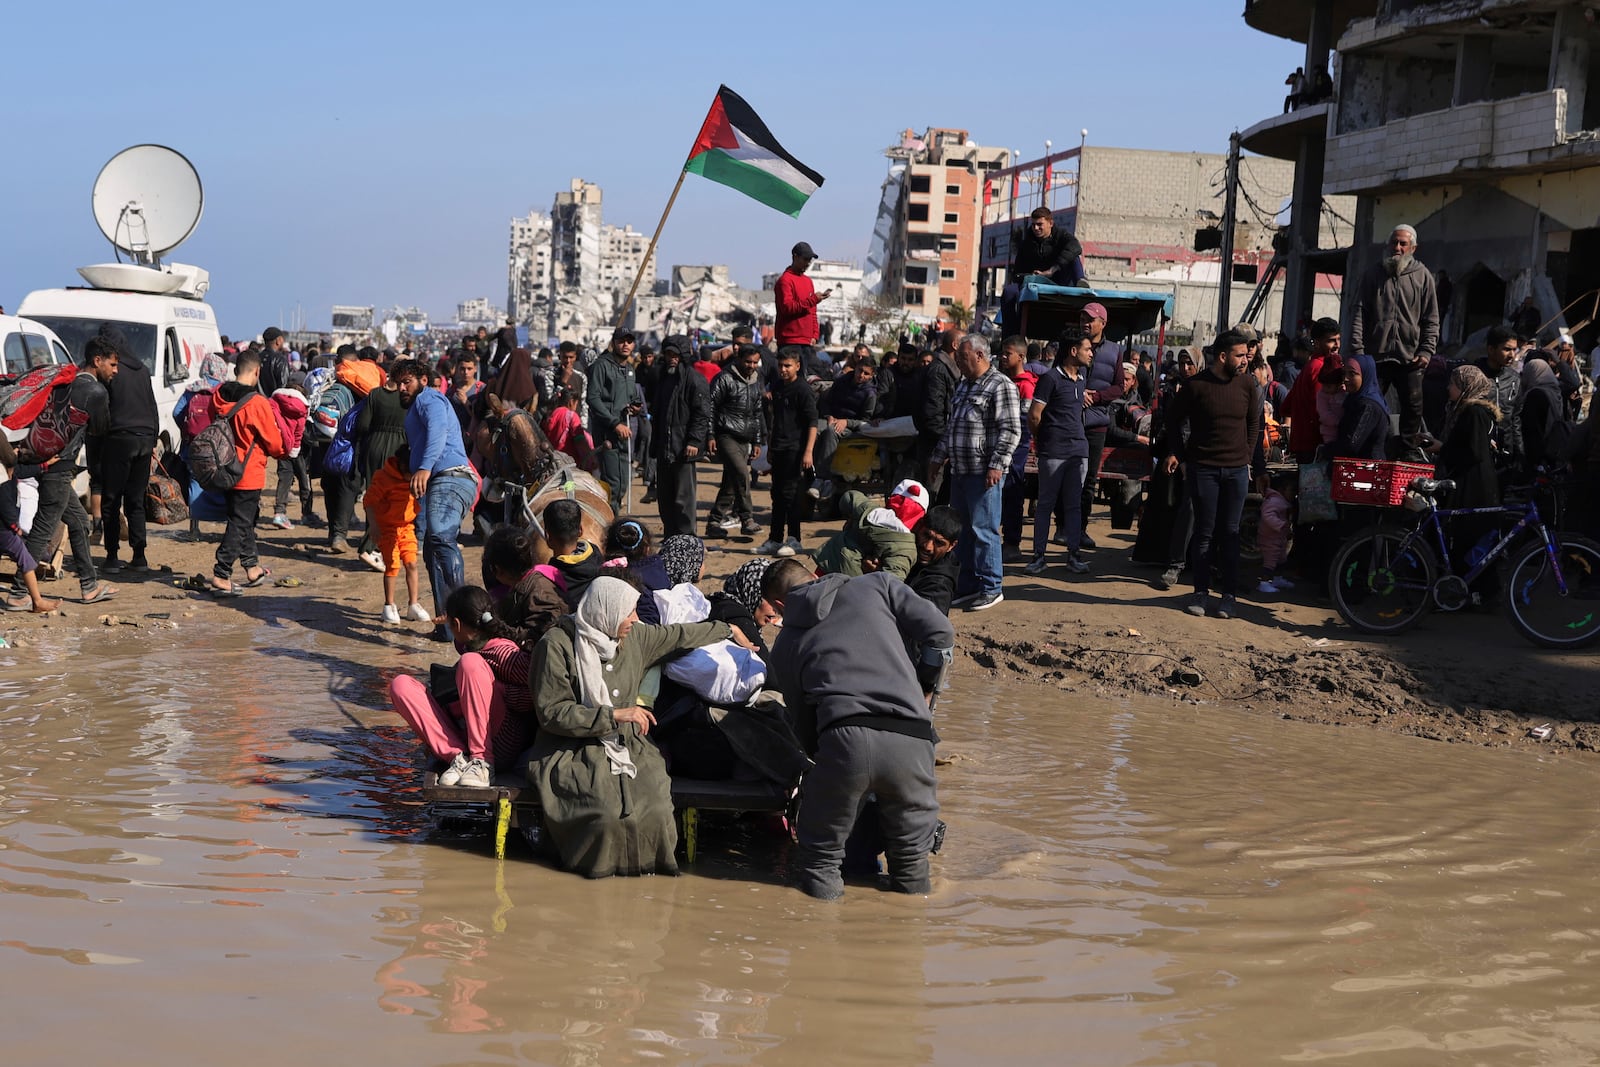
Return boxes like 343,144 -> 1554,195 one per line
1245,0 -> 1600,351
505,179 -> 659,346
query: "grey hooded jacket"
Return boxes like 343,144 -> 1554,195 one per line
766,572 -> 955,752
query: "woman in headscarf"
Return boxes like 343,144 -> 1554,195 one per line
603,517 -> 671,623
487,347 -> 538,411
1518,356 -> 1566,474
1429,364 -> 1502,509
707,556 -> 774,655
527,575 -> 732,878
1330,352 -> 1391,460
658,534 -> 706,587
1425,364 -> 1505,588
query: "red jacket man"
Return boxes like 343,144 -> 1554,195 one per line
774,241 -> 832,347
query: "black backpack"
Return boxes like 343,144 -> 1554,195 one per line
189,394 -> 260,491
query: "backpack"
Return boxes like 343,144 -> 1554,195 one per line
20,373 -> 94,462
144,470 -> 189,525
321,398 -> 365,475
189,394 -> 260,491
0,364 -> 79,431
310,380 -> 353,440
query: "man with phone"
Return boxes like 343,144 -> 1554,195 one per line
774,242 -> 832,379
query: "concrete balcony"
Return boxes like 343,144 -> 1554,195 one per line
1324,88 -> 1568,194
1240,102 -> 1332,161
1243,0 -> 1378,43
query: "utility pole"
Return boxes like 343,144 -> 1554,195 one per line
1217,130 -> 1241,332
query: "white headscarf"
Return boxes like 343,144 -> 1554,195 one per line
572,576 -> 640,709
573,576 -> 643,779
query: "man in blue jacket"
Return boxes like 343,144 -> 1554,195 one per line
394,358 -> 477,638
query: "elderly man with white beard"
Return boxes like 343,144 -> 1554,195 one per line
1350,223 -> 1440,457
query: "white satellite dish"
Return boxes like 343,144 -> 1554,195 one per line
91,145 -> 203,266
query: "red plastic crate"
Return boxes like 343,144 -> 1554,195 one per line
1330,459 -> 1435,507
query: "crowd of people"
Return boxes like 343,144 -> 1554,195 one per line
6,224 -> 1599,896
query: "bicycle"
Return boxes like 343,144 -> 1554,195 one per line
1328,475 -> 1600,649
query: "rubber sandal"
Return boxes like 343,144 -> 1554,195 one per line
273,576 -> 303,588
80,583 -> 119,605
209,584 -> 243,598
240,568 -> 272,588
3,596 -> 35,613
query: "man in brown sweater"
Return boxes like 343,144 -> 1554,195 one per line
1161,330 -> 1264,619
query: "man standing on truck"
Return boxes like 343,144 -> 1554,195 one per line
1000,207 -> 1085,337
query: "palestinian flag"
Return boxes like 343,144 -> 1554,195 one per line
684,86 -> 825,218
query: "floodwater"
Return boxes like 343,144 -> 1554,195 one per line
4,626 -> 1600,1067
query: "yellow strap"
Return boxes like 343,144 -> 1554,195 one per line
683,807 -> 699,864
495,796 -> 511,861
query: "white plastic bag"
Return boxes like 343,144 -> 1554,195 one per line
664,640 -> 767,705
653,582 -> 710,624
17,478 -> 38,534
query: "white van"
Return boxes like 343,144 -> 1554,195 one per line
17,283 -> 213,456
0,314 -> 74,444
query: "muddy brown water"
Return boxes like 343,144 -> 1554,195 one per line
5,624 -> 1600,1066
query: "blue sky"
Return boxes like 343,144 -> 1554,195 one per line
0,1 -> 1301,335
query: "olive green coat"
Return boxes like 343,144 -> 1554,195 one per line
527,617 -> 730,877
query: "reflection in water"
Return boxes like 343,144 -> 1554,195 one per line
3,627 -> 1600,1065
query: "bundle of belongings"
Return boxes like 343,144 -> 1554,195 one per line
645,580 -> 807,785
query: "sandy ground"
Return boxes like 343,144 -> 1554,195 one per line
8,468 -> 1599,758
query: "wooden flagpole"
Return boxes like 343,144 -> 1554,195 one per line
613,168 -> 688,332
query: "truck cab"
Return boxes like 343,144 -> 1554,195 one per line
17,283 -> 213,456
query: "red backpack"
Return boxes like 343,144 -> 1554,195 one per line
0,364 -> 78,431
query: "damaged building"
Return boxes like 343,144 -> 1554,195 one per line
505,179 -> 658,347
1245,0 -> 1600,351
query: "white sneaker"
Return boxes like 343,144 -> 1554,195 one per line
407,602 -> 433,623
780,538 -> 803,557
438,751 -> 470,787
270,514 -> 294,530
1270,575 -> 1296,591
1256,580 -> 1279,595
381,603 -> 401,624
457,757 -> 492,789
717,517 -> 741,530
361,549 -> 385,572
757,540 -> 782,556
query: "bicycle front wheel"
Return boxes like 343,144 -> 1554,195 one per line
1329,526 -> 1437,634
1505,534 -> 1600,649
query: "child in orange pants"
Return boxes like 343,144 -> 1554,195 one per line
363,454 -> 430,624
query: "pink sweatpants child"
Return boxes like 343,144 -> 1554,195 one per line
387,587 -> 534,789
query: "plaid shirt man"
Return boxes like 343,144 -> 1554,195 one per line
932,367 -> 1022,476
